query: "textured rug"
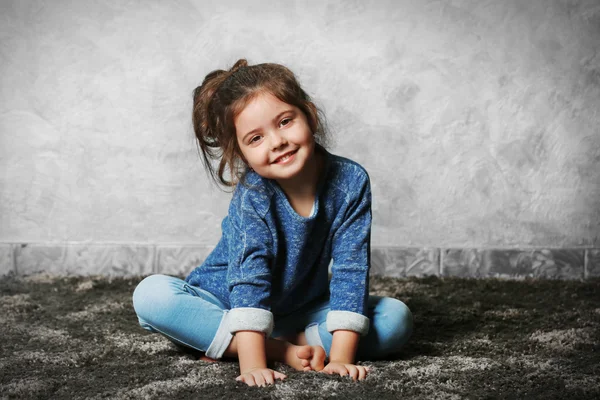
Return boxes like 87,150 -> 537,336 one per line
1,274 -> 599,400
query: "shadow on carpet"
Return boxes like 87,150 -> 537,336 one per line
1,274 -> 599,399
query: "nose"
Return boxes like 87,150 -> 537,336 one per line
269,130 -> 287,150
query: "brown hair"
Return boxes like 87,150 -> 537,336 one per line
192,59 -> 328,189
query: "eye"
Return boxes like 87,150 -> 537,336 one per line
249,135 -> 262,144
279,117 -> 292,127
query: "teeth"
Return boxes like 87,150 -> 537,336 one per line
276,152 -> 293,163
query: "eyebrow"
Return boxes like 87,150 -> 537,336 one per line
241,109 -> 295,141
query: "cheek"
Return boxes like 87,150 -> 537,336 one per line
302,128 -> 316,145
243,148 -> 266,165
236,146 -> 250,164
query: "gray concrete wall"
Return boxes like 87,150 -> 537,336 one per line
1,0 -> 599,277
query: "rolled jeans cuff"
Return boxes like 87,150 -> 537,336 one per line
227,307 -> 274,336
205,310 -> 234,359
326,310 -> 370,336
305,322 -> 325,349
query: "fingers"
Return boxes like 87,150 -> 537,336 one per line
357,365 -> 368,381
256,371 -> 268,387
324,363 -> 348,376
252,370 -> 267,387
274,371 -> 287,381
346,365 -> 368,381
236,374 -> 255,386
236,369 -> 287,387
321,362 -> 370,381
346,364 -> 358,380
322,363 -> 339,374
237,364 -> 368,387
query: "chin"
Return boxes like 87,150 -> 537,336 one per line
269,168 -> 300,182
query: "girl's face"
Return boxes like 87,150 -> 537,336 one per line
234,92 -> 316,184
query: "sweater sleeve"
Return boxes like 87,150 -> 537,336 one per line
328,170 -> 372,336
226,190 -> 274,335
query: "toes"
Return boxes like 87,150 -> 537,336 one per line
295,345 -> 326,372
199,355 -> 217,362
310,348 -> 326,371
296,346 -> 313,360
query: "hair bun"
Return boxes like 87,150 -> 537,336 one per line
230,59 -> 248,74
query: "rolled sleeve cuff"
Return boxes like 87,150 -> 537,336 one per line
227,307 -> 274,336
326,310 -> 370,336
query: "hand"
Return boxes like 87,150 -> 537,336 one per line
321,362 -> 369,381
236,367 -> 287,387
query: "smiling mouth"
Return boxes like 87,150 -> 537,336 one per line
272,150 -> 297,164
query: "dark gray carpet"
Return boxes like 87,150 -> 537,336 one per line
1,274 -> 599,399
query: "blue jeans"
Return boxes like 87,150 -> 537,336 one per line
132,274 -> 413,360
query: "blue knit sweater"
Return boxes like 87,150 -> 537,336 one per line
186,148 -> 372,336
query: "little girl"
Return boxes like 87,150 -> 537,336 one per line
133,59 -> 413,387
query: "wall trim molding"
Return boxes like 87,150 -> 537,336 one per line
0,243 -> 598,279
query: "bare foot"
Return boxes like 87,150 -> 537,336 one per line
287,345 -> 326,372
199,354 -> 217,362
